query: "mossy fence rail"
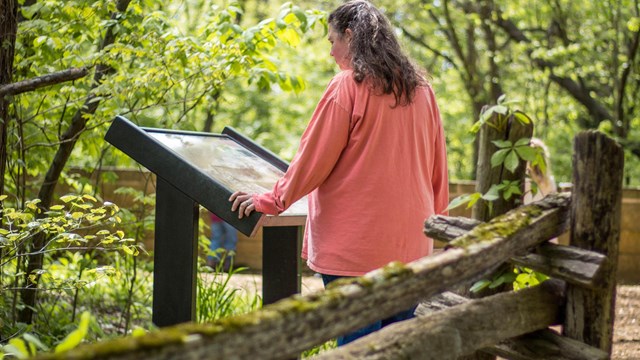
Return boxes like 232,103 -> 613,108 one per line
34,130 -> 622,360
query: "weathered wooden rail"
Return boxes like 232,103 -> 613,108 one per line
33,130 -> 622,360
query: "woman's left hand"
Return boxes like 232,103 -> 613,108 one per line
230,191 -> 256,219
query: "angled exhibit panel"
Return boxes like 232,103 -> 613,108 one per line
105,115 -> 307,236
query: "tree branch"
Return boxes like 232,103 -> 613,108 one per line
458,0 -> 615,124
441,0 -> 472,84
0,67 -> 90,97
616,14 -> 640,136
399,26 -> 459,70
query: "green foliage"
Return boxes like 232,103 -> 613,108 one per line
302,339 -> 337,358
491,138 -> 538,174
447,104 -> 542,212
381,0 -> 640,185
0,194 -> 146,350
0,194 -> 128,272
54,311 -> 91,353
197,257 -> 261,323
450,100 -> 550,291
8,0 -> 327,200
469,266 -> 548,294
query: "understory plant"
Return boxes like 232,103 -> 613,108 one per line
197,251 -> 262,323
447,96 -> 551,292
1,193 -> 268,358
0,194 -> 146,357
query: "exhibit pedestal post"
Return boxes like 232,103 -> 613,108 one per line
262,225 -> 302,305
152,178 -> 199,327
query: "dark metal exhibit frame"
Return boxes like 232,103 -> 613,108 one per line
105,116 -> 305,327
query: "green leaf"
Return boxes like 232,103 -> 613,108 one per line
23,333 -> 49,351
82,194 -> 97,202
60,195 -> 77,203
6,338 -> 30,359
55,312 -> 91,353
502,180 -> 522,200
492,105 -> 508,115
481,107 -> 496,122
50,205 -> 65,210
293,9 -> 308,29
132,327 -> 146,337
534,271 -> 549,283
446,193 -> 474,211
482,185 -> 500,202
489,271 -> 517,288
466,192 -> 482,208
628,17 -> 640,32
469,121 -> 483,134
470,279 -> 491,293
513,111 -> 532,124
514,137 -> 531,147
491,139 -> 512,148
504,150 -> 520,173
33,36 -> 48,47
122,244 -> 138,255
491,148 -> 511,167
514,146 -> 537,162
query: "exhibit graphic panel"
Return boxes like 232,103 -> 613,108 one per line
105,116 -> 307,236
148,131 -> 307,216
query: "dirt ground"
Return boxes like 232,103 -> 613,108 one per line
614,286 -> 640,359
228,274 -> 640,358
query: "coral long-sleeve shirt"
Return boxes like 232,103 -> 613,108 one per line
253,70 -> 449,276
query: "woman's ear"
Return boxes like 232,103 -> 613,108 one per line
344,28 -> 353,43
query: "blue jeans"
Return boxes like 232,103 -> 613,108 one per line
209,221 -> 238,261
321,274 -> 417,346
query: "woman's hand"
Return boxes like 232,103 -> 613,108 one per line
229,191 -> 256,219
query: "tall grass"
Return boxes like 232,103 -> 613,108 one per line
196,258 -> 262,323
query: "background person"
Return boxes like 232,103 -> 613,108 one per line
207,212 -> 238,271
230,0 -> 449,345
525,137 -> 557,203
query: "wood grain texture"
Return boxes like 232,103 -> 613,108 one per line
563,130 -> 624,353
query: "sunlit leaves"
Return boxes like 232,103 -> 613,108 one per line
445,185 -> 500,211
0,195 -> 132,264
628,17 -> 640,32
54,312 -> 91,353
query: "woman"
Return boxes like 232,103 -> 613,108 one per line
230,0 -> 449,345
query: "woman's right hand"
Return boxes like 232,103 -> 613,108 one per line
229,191 -> 256,219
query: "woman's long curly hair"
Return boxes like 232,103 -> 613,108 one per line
328,0 -> 426,107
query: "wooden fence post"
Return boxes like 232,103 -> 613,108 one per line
465,111 -> 533,360
563,130 -> 624,354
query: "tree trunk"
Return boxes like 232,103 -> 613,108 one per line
0,0 -> 18,196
